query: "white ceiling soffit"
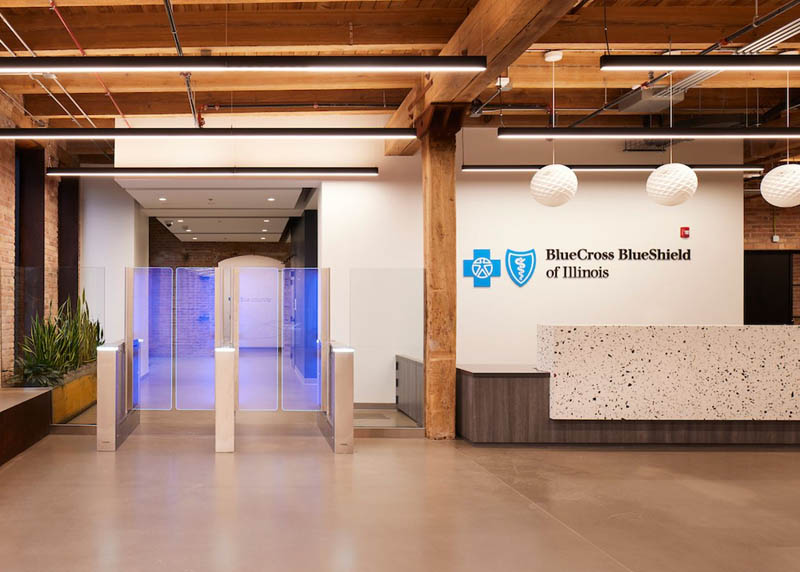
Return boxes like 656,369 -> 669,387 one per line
127,187 -> 304,210
176,233 -> 281,243
176,233 -> 284,243
157,217 -> 290,235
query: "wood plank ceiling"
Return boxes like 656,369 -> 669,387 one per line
0,0 -> 798,165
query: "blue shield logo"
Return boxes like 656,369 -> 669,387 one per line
505,249 -> 536,286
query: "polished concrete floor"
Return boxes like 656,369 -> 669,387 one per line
1,422 -> 799,572
353,407 -> 418,428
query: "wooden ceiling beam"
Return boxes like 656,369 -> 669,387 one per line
0,1 -> 353,5
0,7 -> 466,54
537,6 -> 800,49
25,87 -> 781,120
0,72 -> 417,95
23,88 -> 410,117
385,0 -> 576,156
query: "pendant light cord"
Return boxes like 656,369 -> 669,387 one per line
787,70 -> 790,163
669,66 -> 674,164
552,61 -> 556,164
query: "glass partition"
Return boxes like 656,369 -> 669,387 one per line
132,267 -> 172,410
175,267 -> 215,410
237,267 -> 280,411
349,268 -> 424,428
281,268 -> 327,411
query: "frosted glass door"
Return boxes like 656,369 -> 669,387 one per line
237,267 -> 280,411
175,267 -> 215,410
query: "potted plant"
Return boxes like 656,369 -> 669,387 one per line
12,292 -> 104,423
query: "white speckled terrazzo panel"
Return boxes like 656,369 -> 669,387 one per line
536,325 -> 555,372
542,325 -> 800,421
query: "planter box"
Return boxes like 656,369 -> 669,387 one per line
51,362 -> 97,424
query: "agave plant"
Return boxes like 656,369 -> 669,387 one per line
12,291 -> 104,387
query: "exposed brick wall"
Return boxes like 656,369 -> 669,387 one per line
744,196 -> 800,250
43,143 -> 59,319
0,131 -> 13,380
149,218 -> 291,268
0,97 -> 43,383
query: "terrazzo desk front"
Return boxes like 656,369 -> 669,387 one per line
456,326 -> 800,444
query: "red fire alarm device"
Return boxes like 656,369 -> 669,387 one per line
680,227 -> 690,239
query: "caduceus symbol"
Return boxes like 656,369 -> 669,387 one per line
515,257 -> 527,281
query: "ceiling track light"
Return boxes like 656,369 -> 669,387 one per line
47,166 -> 380,178
600,54 -> 800,71
0,55 -> 487,75
5,128 -> 416,141
462,164 -> 764,173
497,127 -> 800,140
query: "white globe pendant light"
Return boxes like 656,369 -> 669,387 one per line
530,164 -> 577,206
645,163 -> 697,206
760,163 -> 800,208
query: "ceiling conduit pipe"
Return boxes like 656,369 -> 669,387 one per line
48,0 -> 132,129
571,0 -> 800,127
0,10 -> 111,158
0,17 -> 84,128
163,0 -> 201,127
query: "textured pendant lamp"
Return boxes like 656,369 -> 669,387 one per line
530,164 -> 578,206
761,164 -> 800,207
645,163 -> 698,206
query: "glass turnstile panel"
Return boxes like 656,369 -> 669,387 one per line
281,268 -> 322,411
237,267 -> 280,411
175,267 -> 215,410
132,267 -> 173,410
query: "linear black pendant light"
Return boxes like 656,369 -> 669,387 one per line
47,167 -> 380,178
461,164 -> 763,173
0,55 -> 487,74
0,128 -> 417,140
600,54 -> 800,71
497,127 -> 800,140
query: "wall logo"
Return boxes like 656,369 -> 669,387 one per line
463,249 -> 501,287
505,249 -> 536,286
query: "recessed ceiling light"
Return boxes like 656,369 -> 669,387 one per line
267,197 -> 276,202
192,237 -> 197,240
263,219 -> 270,222
260,237 -> 266,240
261,229 -> 267,232
186,229 -> 192,232
177,219 -> 184,222
158,197 -> 167,201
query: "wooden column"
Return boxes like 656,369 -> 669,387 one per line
420,104 -> 465,440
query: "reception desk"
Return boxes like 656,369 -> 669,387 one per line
448,325 -> 800,444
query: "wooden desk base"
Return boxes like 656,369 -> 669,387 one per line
456,371 -> 800,445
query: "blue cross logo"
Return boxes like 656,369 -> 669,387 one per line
463,249 -> 501,287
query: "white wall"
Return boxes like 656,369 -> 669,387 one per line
455,129 -> 743,363
80,177 -> 147,342
109,115 -> 744,404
